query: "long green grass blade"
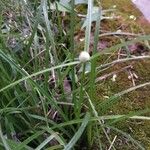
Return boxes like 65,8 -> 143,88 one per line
0,124 -> 11,150
64,112 -> 90,150
84,0 -> 93,53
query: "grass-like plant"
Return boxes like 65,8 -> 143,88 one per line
0,0 -> 150,149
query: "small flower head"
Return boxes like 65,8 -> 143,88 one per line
79,51 -> 90,62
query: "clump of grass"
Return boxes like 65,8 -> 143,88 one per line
0,0 -> 150,149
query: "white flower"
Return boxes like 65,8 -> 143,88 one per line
79,51 -> 90,62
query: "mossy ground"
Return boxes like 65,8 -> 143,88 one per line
91,0 -> 150,149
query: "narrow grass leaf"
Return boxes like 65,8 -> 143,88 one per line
84,0 -> 93,53
35,134 -> 55,150
0,124 -> 11,150
40,127 -> 66,147
0,50 -> 79,92
91,35 -> 150,60
64,112 -> 90,150
16,130 -> 45,150
100,82 -> 150,113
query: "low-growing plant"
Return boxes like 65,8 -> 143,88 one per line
0,0 -> 150,149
